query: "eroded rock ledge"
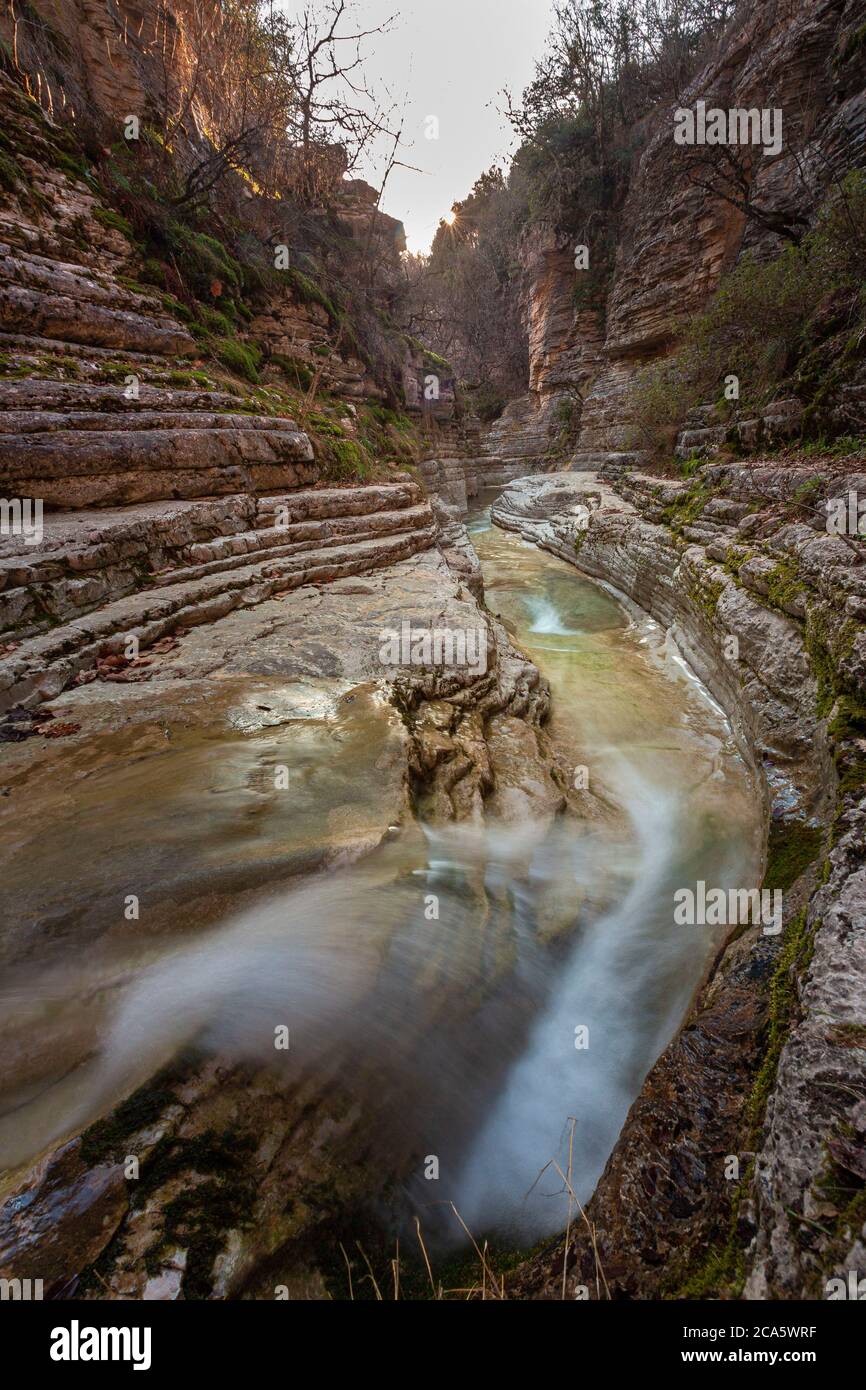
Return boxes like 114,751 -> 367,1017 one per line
493,465 -> 866,1300
0,489 -> 577,1299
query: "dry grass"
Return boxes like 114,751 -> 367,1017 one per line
336,1119 -> 610,1301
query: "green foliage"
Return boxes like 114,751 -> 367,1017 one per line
464,379 -> 505,422
414,165 -> 528,401
677,454 -> 703,478
800,433 -> 866,458
628,172 -> 866,453
167,224 -> 242,299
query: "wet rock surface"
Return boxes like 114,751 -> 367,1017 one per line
496,464 -> 866,1299
0,512 -> 573,1296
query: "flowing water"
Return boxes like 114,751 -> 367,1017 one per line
0,493 -> 762,1252
445,499 -> 762,1238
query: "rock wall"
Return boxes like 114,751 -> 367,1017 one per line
506,0 -> 866,468
493,464 -> 866,1299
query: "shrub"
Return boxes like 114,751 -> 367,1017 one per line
627,172 -> 866,454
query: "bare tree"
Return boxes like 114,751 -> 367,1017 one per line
145,1 -> 398,211
284,0 -> 398,203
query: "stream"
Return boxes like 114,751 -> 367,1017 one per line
445,497 -> 762,1239
0,492 -> 763,1255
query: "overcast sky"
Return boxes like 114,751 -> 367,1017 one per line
323,0 -> 556,252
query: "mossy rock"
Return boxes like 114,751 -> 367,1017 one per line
213,338 -> 262,384
763,821 -> 822,893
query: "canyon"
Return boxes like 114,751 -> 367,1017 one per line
0,0 -> 864,1304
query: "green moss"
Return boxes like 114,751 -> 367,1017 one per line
284,268 -> 338,321
723,545 -> 753,580
93,206 -> 134,239
403,335 -> 454,376
0,149 -> 23,193
270,354 -> 313,390
79,1076 -> 180,1166
803,610 -> 859,719
421,347 -> 453,374
197,305 -> 234,336
808,1140 -> 866,1297
308,411 -> 346,438
827,694 -> 866,742
686,567 -> 725,620
139,258 -> 167,288
765,558 -> 806,611
0,352 -> 30,379
790,475 -> 823,504
745,909 -> 815,1143
763,821 -> 822,892
659,478 -> 713,534
54,149 -> 89,181
827,695 -> 866,794
213,337 -> 261,384
162,369 -> 212,389
677,454 -> 704,478
662,1169 -> 752,1300
324,436 -> 369,481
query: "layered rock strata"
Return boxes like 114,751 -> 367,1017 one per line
0,480 -> 437,713
498,0 -> 866,472
494,462 -> 866,1299
0,515 -> 572,1297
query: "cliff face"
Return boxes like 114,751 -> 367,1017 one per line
0,0 -> 437,431
489,0 -> 866,469
493,460 -> 866,1299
